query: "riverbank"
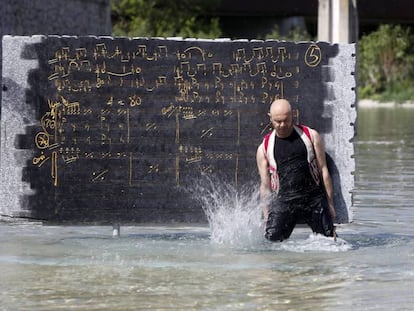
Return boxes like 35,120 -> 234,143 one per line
358,99 -> 414,108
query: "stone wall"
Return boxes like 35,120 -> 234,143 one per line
0,0 -> 111,36
0,0 -> 111,115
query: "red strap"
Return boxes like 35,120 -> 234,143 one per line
297,124 -> 312,141
263,132 -> 271,152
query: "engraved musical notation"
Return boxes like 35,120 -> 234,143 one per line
33,38 -> 324,187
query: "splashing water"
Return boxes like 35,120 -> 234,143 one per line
189,174 -> 264,248
278,234 -> 352,252
188,174 -> 351,252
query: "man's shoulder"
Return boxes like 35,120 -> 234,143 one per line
295,124 -> 313,131
262,130 -> 275,152
295,124 -> 313,140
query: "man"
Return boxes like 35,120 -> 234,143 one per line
256,99 -> 336,241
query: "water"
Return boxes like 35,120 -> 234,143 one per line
1,107 -> 414,310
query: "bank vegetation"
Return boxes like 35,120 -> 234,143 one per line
111,1 -> 414,103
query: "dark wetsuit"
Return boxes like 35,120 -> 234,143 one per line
265,130 -> 334,241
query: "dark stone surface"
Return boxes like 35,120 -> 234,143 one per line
0,0 -> 111,119
0,0 -> 111,36
1,36 -> 356,224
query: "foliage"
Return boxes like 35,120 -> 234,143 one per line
111,0 -> 221,38
264,25 -> 313,42
358,24 -> 414,100
111,3 -> 414,101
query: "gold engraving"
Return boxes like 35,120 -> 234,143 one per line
129,94 -> 141,107
179,145 -> 203,163
305,44 -> 322,67
148,165 -> 159,173
215,90 -> 225,104
62,154 -> 79,164
201,165 -> 213,174
108,45 -> 122,59
92,170 -> 108,182
250,62 -> 267,77
182,46 -> 207,61
35,132 -> 50,149
51,151 -> 58,187
175,112 -> 180,144
146,123 -> 157,131
234,48 -> 246,62
200,128 -> 214,138
235,154 -> 239,188
237,110 -> 241,146
175,155 -> 180,186
129,152 -> 132,186
61,96 -> 81,115
181,106 -> 196,120
161,103 -> 177,119
32,152 -> 50,167
270,65 -> 293,79
196,63 -> 207,76
39,40 -> 310,187
94,43 -> 108,59
101,133 -> 112,145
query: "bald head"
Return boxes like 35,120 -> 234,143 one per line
268,99 -> 294,138
269,99 -> 292,116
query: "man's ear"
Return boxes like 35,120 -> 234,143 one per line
267,112 -> 271,118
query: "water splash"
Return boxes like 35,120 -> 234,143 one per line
188,174 -> 264,248
279,234 -> 352,252
187,174 -> 351,252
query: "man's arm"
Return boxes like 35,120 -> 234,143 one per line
256,143 -> 272,222
310,129 -> 336,221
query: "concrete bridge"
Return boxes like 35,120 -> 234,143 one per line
217,0 -> 414,43
1,0 -> 412,44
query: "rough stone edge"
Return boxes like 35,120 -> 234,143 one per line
323,43 -> 357,223
0,35 -> 44,221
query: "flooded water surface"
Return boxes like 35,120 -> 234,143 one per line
1,107 -> 414,310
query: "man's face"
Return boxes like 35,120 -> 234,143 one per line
269,111 -> 293,138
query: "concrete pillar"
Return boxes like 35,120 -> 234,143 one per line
349,0 -> 359,43
318,0 -> 358,43
318,0 -> 331,42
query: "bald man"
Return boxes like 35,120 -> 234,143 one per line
256,99 -> 336,241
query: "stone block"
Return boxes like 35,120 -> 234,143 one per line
1,35 -> 356,224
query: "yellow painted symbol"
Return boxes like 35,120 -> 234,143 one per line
305,44 -> 322,67
35,132 -> 50,149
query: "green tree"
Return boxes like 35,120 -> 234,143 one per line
111,0 -> 222,38
264,25 -> 313,42
358,24 -> 414,100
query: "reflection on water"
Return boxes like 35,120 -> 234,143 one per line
355,107 -> 414,234
1,107 -> 414,310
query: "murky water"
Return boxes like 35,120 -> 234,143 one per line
1,107 -> 414,311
